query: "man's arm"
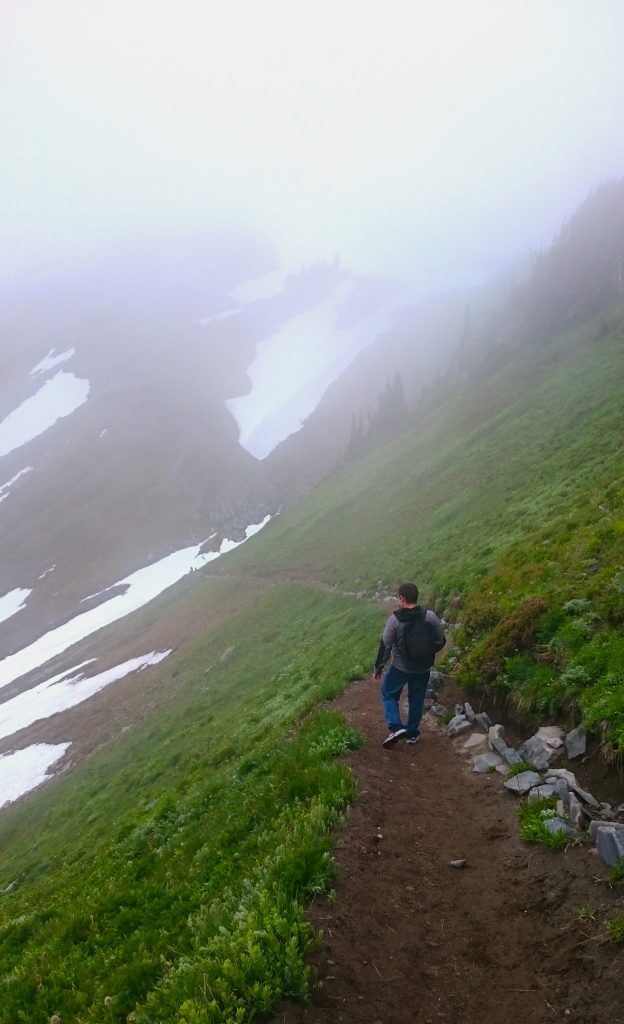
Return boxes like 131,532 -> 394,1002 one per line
373,615 -> 397,678
425,609 -> 446,651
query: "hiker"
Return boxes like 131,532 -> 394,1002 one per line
372,582 -> 446,748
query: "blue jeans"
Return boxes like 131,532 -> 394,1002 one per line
380,665 -> 430,738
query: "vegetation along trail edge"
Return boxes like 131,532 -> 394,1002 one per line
269,676 -> 622,1024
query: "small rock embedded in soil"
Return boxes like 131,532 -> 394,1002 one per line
542,817 -> 577,838
473,752 -> 503,773
449,859 -> 467,868
595,825 -> 624,866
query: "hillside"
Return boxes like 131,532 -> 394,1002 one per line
1,185 -> 623,1022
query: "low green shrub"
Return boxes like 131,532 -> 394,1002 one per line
517,797 -> 570,850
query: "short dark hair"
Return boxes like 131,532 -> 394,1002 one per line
398,582 -> 419,604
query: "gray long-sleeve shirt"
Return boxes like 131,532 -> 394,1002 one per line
375,606 -> 446,673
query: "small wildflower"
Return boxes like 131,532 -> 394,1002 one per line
104,996 -> 113,1007
50,1016 -> 61,1024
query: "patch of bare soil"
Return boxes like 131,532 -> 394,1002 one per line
269,677 -> 624,1024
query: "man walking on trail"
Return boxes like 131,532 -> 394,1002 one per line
373,582 -> 446,748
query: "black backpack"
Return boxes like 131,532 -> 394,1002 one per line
399,608 -> 437,670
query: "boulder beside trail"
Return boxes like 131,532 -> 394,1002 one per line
564,727 -> 587,760
589,820 -> 624,842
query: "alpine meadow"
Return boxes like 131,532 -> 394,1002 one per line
1,183 -> 624,1022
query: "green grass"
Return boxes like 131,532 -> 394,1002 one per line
2,306 -> 624,1019
517,797 -> 571,850
0,587 -> 381,1023
505,760 -> 532,778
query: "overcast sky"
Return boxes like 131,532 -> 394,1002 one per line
2,0 -> 624,289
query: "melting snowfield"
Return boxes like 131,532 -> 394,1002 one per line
0,588 -> 32,625
226,280 -> 393,458
0,651 -> 171,742
0,516 -> 271,692
0,742 -> 71,808
0,371 -> 90,458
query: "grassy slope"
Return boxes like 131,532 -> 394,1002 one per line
1,311 -> 623,1022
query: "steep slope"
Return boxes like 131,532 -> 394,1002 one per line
1,185 -> 623,1023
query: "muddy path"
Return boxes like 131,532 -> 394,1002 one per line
269,676 -> 623,1024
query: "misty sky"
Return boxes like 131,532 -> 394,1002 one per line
2,0 -> 624,288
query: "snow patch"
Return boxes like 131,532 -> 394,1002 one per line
0,372 -> 90,459
0,467 -> 32,503
0,588 -> 31,625
226,281 -> 393,458
0,652 -> 170,742
0,515 -> 272,691
229,270 -> 286,304
30,347 -> 75,376
0,742 -> 71,808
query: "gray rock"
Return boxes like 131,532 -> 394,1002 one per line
595,826 -> 624,867
565,727 -> 587,760
569,794 -> 584,828
447,715 -> 472,736
518,735 -> 553,771
475,712 -> 492,730
462,732 -> 488,752
535,725 -> 565,750
528,784 -> 556,802
504,771 -> 542,795
571,784 -> 600,809
429,668 -> 443,688
488,723 -> 506,744
449,859 -> 467,868
464,701 -> 476,722
542,817 -> 577,838
553,779 -> 570,804
491,735 -> 510,757
429,704 -> 447,717
546,768 -> 578,787
589,819 -> 624,842
473,752 -> 504,773
455,703 -> 465,717
502,747 -> 523,766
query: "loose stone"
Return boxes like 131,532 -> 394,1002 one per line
589,819 -> 624,842
564,726 -> 587,760
595,826 -> 624,866
543,817 -> 577,838
447,715 -> 472,736
475,712 -> 492,730
528,784 -> 556,802
462,732 -> 488,752
504,771 -> 542,795
473,752 -> 504,773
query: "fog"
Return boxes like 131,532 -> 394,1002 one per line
2,0 -> 624,290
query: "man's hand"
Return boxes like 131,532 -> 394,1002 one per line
372,669 -> 382,682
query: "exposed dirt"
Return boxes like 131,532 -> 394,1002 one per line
269,676 -> 624,1024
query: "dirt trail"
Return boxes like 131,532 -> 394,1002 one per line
269,677 -> 623,1024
